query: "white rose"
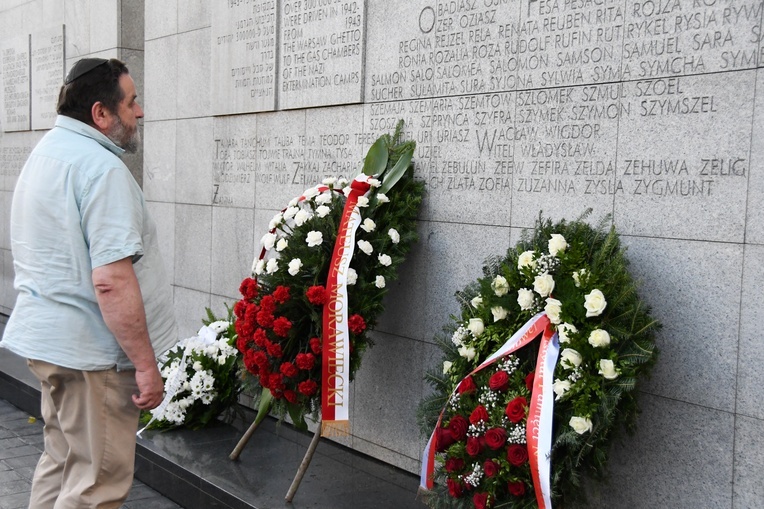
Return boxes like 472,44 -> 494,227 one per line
303,186 -> 320,199
569,416 -> 593,434
260,233 -> 277,250
557,323 -> 577,344
378,253 -> 392,266
388,228 -> 400,244
266,258 -> 279,274
276,238 -> 288,252
360,218 -> 376,233
315,192 -> 332,205
375,275 -> 386,288
553,379 -> 571,400
376,193 -> 389,203
287,258 -> 302,276
517,250 -> 536,269
346,267 -> 358,285
306,231 -> 323,247
467,318 -> 484,337
253,258 -> 265,275
358,240 -> 373,255
471,296 -> 483,308
584,289 -> 607,317
517,288 -> 535,310
560,348 -> 582,369
544,298 -> 562,324
316,205 -> 331,218
268,212 -> 283,230
491,306 -> 508,322
356,196 -> 369,207
588,329 -> 611,348
443,360 -> 453,374
533,272 -> 555,297
322,177 -> 337,186
599,359 -> 619,379
283,206 -> 299,220
458,345 -> 476,360
294,209 -> 312,226
492,275 -> 509,297
572,268 -> 588,288
548,234 -> 567,256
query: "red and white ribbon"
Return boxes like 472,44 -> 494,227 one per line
321,176 -> 371,436
420,312 -> 559,508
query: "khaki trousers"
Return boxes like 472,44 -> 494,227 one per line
26,359 -> 141,509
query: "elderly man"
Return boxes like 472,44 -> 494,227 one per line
2,58 -> 176,508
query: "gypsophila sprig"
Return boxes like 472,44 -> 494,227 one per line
419,212 -> 660,508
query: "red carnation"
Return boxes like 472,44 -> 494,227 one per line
283,390 -> 298,404
253,350 -> 268,368
256,310 -> 275,328
259,295 -> 276,314
236,335 -> 248,353
253,328 -> 268,347
484,428 -> 507,450
469,405 -> 489,425
279,362 -> 298,378
448,415 -> 468,441
525,371 -> 535,391
298,379 -> 318,396
266,342 -> 283,358
272,285 -> 290,303
507,444 -> 529,466
473,492 -> 489,509
348,314 -> 367,335
295,352 -> 316,371
306,285 -> 328,305
235,318 -> 254,340
447,478 -> 464,498
309,337 -> 322,355
233,299 -> 248,319
505,397 -> 528,424
508,481 -> 526,497
243,350 -> 258,374
483,459 -> 498,478
272,316 -> 292,337
269,373 -> 285,392
465,436 -> 482,456
488,371 -> 510,392
239,277 -> 259,300
444,457 -> 464,473
457,376 -> 477,395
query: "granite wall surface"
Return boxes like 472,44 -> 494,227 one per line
2,0 -> 763,506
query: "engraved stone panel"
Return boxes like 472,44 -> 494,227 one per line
211,207 -> 255,299
278,0 -> 365,109
253,110 -> 306,211
211,0 -> 277,114
304,104 -> 365,184
212,114 -> 257,209
0,136 -> 33,192
143,120 -> 177,203
30,26 -> 64,131
614,71 -> 753,242
746,70 -> 764,243
175,203 -> 212,293
1,35 -> 30,132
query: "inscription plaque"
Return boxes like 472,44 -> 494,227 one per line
278,0 -> 365,109
1,35 -> 31,132
31,26 -> 64,130
212,0 -> 277,114
213,115 -> 258,208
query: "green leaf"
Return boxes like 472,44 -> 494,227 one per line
379,144 -> 413,194
362,136 -> 388,176
287,402 -> 308,431
253,390 -> 273,428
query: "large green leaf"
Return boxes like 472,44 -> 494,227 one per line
379,145 -> 414,194
253,390 -> 273,428
362,136 -> 388,176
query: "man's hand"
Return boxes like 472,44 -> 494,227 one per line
132,365 -> 164,410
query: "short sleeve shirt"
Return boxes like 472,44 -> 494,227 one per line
2,116 -> 177,370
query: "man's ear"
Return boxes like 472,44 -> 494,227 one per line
91,101 -> 112,131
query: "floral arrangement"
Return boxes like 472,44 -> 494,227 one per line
234,122 -> 424,428
140,312 -> 241,431
418,213 -> 660,508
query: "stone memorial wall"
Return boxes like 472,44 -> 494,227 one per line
1,0 -> 763,506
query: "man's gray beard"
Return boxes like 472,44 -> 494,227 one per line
107,115 -> 141,154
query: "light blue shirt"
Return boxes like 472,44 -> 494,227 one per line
2,115 -> 177,370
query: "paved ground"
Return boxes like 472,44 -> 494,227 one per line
0,398 -> 182,509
